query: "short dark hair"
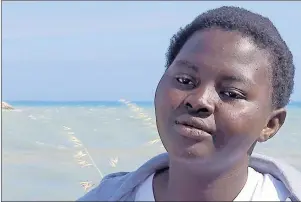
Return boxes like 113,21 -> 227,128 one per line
165,6 -> 295,109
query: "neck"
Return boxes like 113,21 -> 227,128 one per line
155,157 -> 249,201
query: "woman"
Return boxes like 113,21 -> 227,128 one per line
78,6 -> 300,201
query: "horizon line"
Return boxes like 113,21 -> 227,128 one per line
3,100 -> 300,104
3,100 -> 154,102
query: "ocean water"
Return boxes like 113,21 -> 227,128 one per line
2,101 -> 301,201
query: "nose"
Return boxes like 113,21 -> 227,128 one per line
184,88 -> 215,117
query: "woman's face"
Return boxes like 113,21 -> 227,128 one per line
154,28 -> 285,170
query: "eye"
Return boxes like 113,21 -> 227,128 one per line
220,90 -> 246,100
176,76 -> 195,86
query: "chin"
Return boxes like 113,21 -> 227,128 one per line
171,142 -> 215,161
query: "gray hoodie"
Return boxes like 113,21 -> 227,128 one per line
77,152 -> 301,201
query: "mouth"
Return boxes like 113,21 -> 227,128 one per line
175,121 -> 196,128
174,118 -> 213,141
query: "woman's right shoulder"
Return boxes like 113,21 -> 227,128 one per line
76,171 -> 131,201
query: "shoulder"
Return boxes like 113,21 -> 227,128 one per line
76,153 -> 170,201
250,153 -> 301,201
260,173 -> 290,201
76,172 -> 130,201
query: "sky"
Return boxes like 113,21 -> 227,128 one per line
3,1 -> 301,101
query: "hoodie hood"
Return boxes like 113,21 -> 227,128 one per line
78,152 -> 301,201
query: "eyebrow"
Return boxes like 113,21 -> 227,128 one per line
221,75 -> 254,85
174,59 -> 199,72
175,59 -> 254,85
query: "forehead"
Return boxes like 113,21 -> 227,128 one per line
173,28 -> 272,85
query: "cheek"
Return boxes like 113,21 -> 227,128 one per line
217,104 -> 266,140
155,75 -> 186,111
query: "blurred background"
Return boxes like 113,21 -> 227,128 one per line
2,1 -> 301,200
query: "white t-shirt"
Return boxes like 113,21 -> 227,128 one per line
135,167 -> 290,201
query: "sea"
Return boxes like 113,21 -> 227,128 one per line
2,101 -> 301,201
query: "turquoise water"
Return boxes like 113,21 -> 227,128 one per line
6,100 -> 155,107
2,101 -> 301,200
6,100 -> 301,107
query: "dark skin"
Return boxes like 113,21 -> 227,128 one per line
153,28 -> 287,201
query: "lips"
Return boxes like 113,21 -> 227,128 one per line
174,115 -> 213,140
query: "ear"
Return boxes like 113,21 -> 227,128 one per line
258,108 -> 287,142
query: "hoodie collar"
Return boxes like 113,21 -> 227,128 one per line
110,152 -> 300,201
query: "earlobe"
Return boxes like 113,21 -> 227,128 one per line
258,108 -> 287,142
